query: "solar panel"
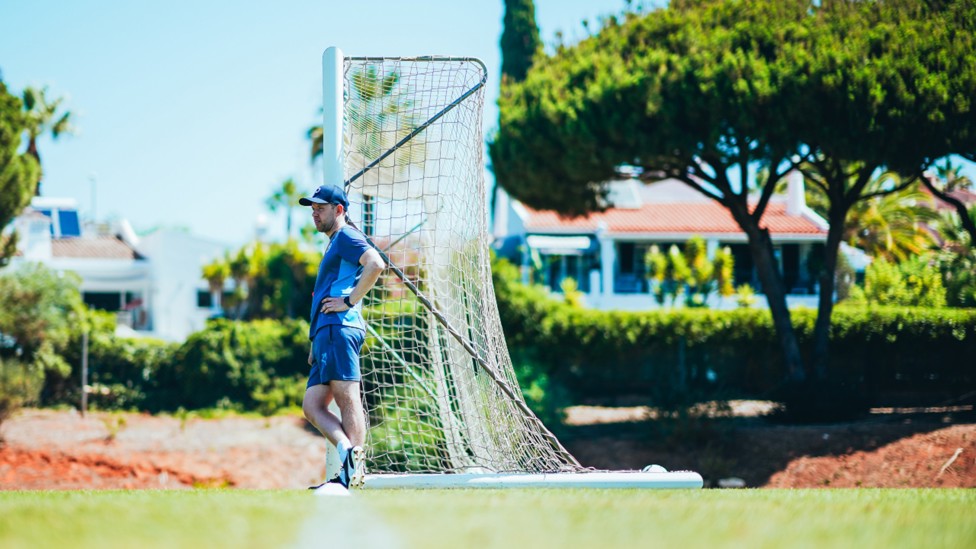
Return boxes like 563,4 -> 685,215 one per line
58,210 -> 81,237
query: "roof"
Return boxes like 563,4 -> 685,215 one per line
523,201 -> 827,236
50,236 -> 145,260
920,184 -> 976,211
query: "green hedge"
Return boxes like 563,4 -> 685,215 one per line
151,318 -> 309,412
40,259 -> 976,417
45,317 -> 309,414
493,257 -> 976,406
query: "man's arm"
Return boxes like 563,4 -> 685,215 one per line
348,247 -> 385,304
320,247 -> 385,313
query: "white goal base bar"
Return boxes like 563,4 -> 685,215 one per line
361,471 -> 703,490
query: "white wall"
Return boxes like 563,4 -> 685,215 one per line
137,230 -> 229,342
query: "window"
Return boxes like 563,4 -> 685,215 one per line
618,243 -> 635,274
197,290 -> 232,309
362,194 -> 375,237
728,244 -> 756,287
83,292 -> 122,311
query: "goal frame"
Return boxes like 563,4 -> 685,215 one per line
318,46 -> 702,490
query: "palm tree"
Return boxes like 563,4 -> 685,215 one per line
924,158 -> 976,246
806,170 -> 939,263
842,173 -> 939,263
265,178 -> 303,238
307,66 -> 424,179
201,258 -> 230,314
22,86 -> 74,195
935,158 -> 974,193
307,123 -> 323,164
934,209 -> 976,307
227,247 -> 254,320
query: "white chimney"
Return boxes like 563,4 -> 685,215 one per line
786,170 -> 806,216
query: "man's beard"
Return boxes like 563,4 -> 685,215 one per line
317,217 -> 336,234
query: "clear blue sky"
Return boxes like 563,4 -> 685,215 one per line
0,0 -> 633,245
2,1 -> 972,245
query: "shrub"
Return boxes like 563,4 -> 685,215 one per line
43,309 -> 176,411
847,255 -> 946,307
493,257 -> 976,413
151,318 -> 309,411
735,283 -> 757,308
644,237 -> 734,307
0,358 -> 45,428
0,263 -> 82,423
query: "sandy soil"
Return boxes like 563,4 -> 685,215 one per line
0,410 -> 327,490
1,406 -> 973,490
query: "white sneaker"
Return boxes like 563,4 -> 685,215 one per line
349,446 -> 366,488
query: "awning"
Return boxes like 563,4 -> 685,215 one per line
526,235 -> 595,255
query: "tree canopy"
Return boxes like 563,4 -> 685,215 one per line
21,85 -> 74,195
491,0 -> 975,214
490,0 -> 976,390
0,78 -> 40,267
500,0 -> 542,82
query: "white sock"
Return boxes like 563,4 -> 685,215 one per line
337,440 -> 351,459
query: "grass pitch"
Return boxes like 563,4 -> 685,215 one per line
0,488 -> 973,548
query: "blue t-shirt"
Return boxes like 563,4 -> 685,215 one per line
309,225 -> 371,338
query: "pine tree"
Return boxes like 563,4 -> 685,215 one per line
500,0 -> 542,82
0,78 -> 40,267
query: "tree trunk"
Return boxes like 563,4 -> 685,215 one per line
28,138 -> 42,196
736,213 -> 806,383
921,176 -> 976,247
811,206 -> 847,379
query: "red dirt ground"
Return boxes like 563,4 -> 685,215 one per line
0,410 -> 327,490
1,407 -> 973,490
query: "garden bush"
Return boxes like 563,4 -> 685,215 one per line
26,256 -> 975,423
150,318 -> 309,411
43,310 -> 176,410
493,257 -> 976,410
1,263 -> 82,424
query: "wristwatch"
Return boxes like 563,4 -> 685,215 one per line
343,295 -> 355,308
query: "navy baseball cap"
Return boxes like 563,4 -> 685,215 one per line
299,185 -> 349,208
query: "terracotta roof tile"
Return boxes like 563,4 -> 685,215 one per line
920,184 -> 976,211
523,201 -> 826,236
51,236 -> 144,260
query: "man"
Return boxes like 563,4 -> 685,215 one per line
299,184 -> 385,489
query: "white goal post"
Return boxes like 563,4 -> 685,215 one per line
319,46 -> 702,490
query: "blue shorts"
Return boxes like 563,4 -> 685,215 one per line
307,325 -> 365,388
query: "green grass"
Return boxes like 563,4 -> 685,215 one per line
0,490 -> 308,549
1,489 -> 974,548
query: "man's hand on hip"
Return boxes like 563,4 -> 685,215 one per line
320,296 -> 351,313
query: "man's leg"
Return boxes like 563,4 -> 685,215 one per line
332,380 -> 366,487
302,384 -> 352,449
330,380 -> 366,447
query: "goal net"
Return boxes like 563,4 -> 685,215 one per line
325,50 -> 581,475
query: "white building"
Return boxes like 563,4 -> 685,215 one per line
8,197 -> 229,341
135,228 -> 230,341
493,173 -> 831,310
